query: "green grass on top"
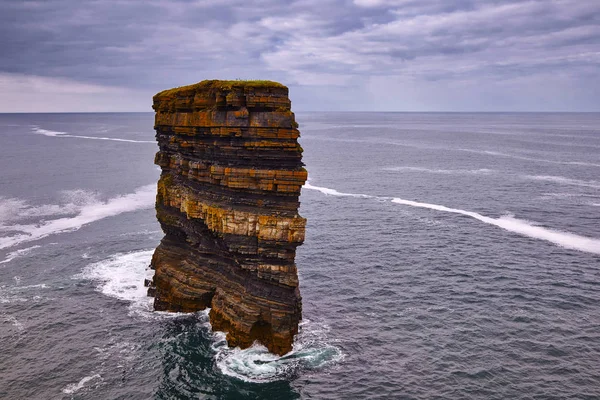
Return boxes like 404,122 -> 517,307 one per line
155,79 -> 287,98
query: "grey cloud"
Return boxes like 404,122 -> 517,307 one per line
261,0 -> 600,85
0,0 -> 599,111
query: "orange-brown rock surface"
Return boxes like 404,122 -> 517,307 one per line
147,80 -> 307,355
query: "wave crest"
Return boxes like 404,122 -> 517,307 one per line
214,319 -> 343,383
32,126 -> 155,144
304,182 -> 600,255
77,249 -> 344,381
0,185 -> 156,250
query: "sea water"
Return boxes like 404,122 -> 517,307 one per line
0,112 -> 599,399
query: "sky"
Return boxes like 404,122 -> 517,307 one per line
1,0 -> 599,112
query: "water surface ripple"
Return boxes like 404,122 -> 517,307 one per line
1,112 -> 599,399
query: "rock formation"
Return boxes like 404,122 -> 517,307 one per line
147,80 -> 307,355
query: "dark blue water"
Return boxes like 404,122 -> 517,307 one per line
1,112 -> 599,399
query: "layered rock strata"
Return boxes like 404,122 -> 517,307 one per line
147,80 -> 307,355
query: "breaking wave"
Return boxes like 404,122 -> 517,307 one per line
0,245 -> 42,264
304,182 -> 374,198
0,282 -> 50,304
389,198 -> 600,255
303,182 -> 600,256
62,374 -> 103,395
80,249 -> 343,381
0,185 -> 156,250
32,126 -> 154,144
214,319 -> 343,383
75,250 -> 156,315
0,191 -> 92,224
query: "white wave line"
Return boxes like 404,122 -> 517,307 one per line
0,184 -> 156,250
65,134 -> 155,144
524,175 -> 600,189
32,126 -> 154,144
456,149 -> 600,168
302,135 -> 600,168
384,166 -> 495,175
303,182 -> 600,255
62,374 -> 102,394
0,245 -> 42,264
303,182 -> 374,198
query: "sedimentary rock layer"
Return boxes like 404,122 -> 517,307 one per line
147,80 -> 307,355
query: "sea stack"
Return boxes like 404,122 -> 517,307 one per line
148,80 -> 307,355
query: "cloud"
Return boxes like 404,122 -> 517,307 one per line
0,73 -> 124,94
0,72 -> 151,112
263,1 -> 600,78
0,0 -> 599,111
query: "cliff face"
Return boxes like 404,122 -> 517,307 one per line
148,80 -> 307,355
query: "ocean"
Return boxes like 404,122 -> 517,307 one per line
1,112 -> 599,399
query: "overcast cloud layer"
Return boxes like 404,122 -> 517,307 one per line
1,0 -> 599,111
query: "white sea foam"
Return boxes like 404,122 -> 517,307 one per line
61,374 -> 102,394
303,135 -> 600,168
214,319 -> 344,383
11,316 -> 24,331
0,282 -> 50,304
0,189 -> 99,224
118,229 -> 162,237
541,193 -> 600,199
476,150 -> 600,168
1,314 -> 25,332
0,198 -> 29,222
390,198 -> 600,255
76,250 -> 187,319
431,147 -> 600,168
565,161 -> 600,168
0,245 -> 41,264
524,175 -> 600,189
530,140 -> 600,150
0,184 -> 156,250
384,166 -> 495,175
301,135 -> 422,150
13,283 -> 48,290
61,134 -> 154,144
32,127 -> 67,137
303,182 -> 373,198
303,182 -> 600,255
0,294 -> 25,304
75,250 -> 155,314
82,249 -> 343,381
32,126 -> 154,144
